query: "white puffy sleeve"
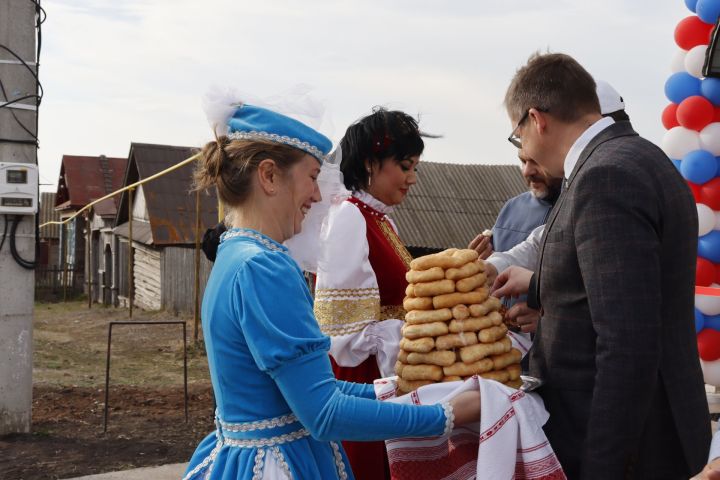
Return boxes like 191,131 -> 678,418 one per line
314,201 -> 402,377
487,224 -> 544,273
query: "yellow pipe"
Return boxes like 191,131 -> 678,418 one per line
40,152 -> 201,229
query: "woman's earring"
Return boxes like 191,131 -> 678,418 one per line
367,169 -> 372,187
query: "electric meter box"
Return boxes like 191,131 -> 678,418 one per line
0,162 -> 38,215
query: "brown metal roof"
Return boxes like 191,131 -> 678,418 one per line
391,162 -> 527,250
115,143 -> 218,246
54,155 -> 128,217
39,192 -> 60,239
113,220 -> 154,245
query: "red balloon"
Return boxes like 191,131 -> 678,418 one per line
689,181 -> 703,203
714,106 -> 720,123
715,262 -> 720,284
698,328 -> 720,360
677,95 -> 715,131
675,16 -> 714,50
700,177 -> 720,210
662,103 -> 680,129
698,257 -> 715,286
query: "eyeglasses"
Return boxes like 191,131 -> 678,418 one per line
507,107 -> 548,149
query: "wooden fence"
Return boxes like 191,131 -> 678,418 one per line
161,246 -> 213,315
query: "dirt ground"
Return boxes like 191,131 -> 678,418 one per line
0,301 -> 216,480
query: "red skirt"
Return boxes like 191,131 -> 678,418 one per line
331,355 -> 391,480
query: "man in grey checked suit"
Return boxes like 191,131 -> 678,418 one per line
494,52 -> 710,479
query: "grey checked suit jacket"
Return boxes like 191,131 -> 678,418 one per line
529,121 -> 711,479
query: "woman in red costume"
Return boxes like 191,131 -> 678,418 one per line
314,108 -> 433,479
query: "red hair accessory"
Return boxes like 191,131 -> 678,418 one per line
372,133 -> 392,154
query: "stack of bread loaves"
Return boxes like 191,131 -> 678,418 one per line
396,248 -> 523,394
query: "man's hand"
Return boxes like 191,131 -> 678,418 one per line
695,458 -> 720,479
484,262 -> 498,286
492,266 -> 533,299
505,302 -> 539,334
468,233 -> 493,260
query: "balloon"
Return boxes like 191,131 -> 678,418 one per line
697,0 -> 720,24
681,149 -> 717,183
701,358 -> 720,386
671,49 -> 688,74
715,262 -> 720,283
715,106 -> 720,122
672,159 -> 682,172
675,15 -> 715,50
699,230 -> 720,263
677,95 -> 715,130
689,181 -> 704,203
698,328 -> 720,360
707,313 -> 720,330
701,77 -> 720,105
699,203 -> 716,236
686,0 -> 700,12
661,126 -> 701,159
715,210 -> 720,230
700,122 -> 720,155
699,257 -> 716,286
697,308 -> 707,332
665,72 -> 702,104
662,103 -> 680,129
700,177 -> 720,209
685,44 -> 709,78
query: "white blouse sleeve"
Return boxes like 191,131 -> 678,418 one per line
314,201 -> 401,377
487,224 -> 544,273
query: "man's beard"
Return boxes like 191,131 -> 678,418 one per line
528,177 -> 561,200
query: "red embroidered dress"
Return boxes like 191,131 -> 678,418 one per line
314,191 -> 412,480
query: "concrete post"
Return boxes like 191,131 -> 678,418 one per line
0,0 -> 38,434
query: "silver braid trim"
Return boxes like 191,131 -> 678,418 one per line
251,448 -> 266,480
271,446 -> 293,479
181,436 -> 222,480
220,229 -> 286,252
219,413 -> 298,432
330,442 -> 348,480
224,428 -> 310,448
228,130 -> 327,163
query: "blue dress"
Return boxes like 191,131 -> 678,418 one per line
183,228 -> 451,480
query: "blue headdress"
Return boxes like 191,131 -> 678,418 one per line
202,86 -> 332,163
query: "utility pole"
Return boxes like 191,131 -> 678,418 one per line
0,0 -> 40,434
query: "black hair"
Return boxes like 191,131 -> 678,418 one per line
339,107 -> 437,191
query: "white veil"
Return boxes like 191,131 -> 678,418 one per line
284,145 -> 350,273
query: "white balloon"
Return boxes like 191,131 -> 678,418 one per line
685,45 -> 708,78
696,292 -> 720,316
661,126 -> 701,159
671,49 -> 688,73
715,211 -> 720,230
699,203 -> 715,236
702,359 -> 720,387
700,123 -> 720,156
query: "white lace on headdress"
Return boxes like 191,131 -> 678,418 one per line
202,84 -> 332,138
284,145 -> 350,273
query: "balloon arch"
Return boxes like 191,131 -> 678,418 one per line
665,0 -> 720,385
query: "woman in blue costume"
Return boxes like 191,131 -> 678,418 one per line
183,99 -> 481,480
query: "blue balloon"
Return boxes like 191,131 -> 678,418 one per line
681,149 -> 717,183
697,308 -> 707,333
687,0 -> 699,11
697,0 -> 720,24
706,313 -> 720,331
666,72 -> 702,104
672,159 -> 682,172
699,231 -> 720,262
702,77 -> 720,106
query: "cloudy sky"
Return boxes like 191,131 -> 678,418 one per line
36,0 -> 689,190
